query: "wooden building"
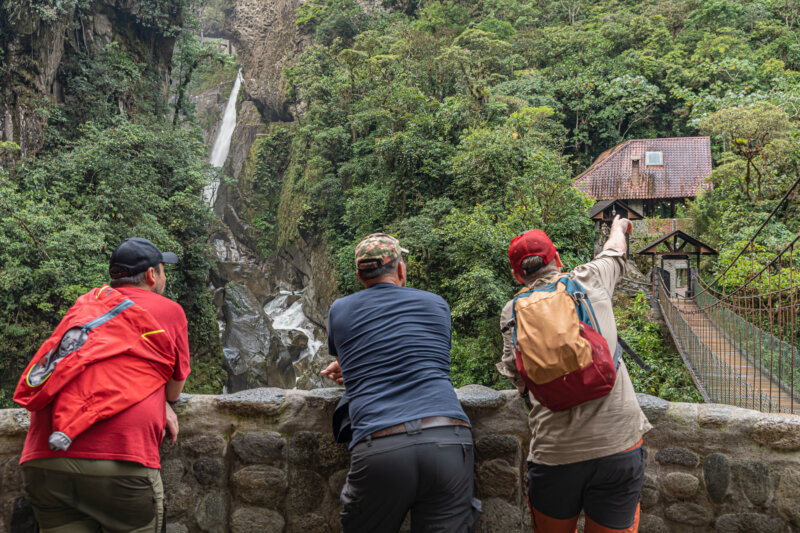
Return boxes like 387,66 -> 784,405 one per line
575,137 -> 713,218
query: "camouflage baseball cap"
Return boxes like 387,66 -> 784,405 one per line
354,233 -> 408,271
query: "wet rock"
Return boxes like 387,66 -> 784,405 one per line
715,513 -> 785,533
221,281 -> 287,390
231,465 -> 288,507
704,453 -> 730,503
231,431 -> 287,465
194,491 -> 226,533
751,417 -> 800,451
182,435 -> 226,457
231,507 -> 285,533
287,470 -> 327,515
733,460 -> 769,506
166,483 -> 194,518
193,457 -> 225,486
477,498 -> 522,533
639,513 -> 668,533
477,459 -> 519,500
661,472 -> 699,500
654,447 -> 699,468
775,468 -> 800,525
476,435 -> 521,464
637,394 -> 669,422
664,503 -> 712,526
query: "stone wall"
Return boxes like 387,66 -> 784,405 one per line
1,389 -> 800,532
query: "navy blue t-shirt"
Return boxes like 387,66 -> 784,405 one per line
328,282 -> 469,447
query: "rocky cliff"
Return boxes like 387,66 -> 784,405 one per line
0,0 -> 178,158
199,0 -> 342,391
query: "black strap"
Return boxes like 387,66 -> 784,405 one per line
617,336 -> 651,372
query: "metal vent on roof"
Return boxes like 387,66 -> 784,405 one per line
645,151 -> 663,166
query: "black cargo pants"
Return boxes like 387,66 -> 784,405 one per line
340,424 -> 481,533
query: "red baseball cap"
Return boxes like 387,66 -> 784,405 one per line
508,229 -> 561,277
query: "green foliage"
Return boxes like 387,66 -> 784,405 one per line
0,118 -> 222,400
618,293 -> 704,402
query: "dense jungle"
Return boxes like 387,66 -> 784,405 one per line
2,0 -> 800,406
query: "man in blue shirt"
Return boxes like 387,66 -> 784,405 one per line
322,233 -> 479,533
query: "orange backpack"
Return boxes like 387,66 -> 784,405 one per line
506,275 -> 620,411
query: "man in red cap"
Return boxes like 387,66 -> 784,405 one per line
498,216 -> 651,533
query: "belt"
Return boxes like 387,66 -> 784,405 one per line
361,416 -> 471,442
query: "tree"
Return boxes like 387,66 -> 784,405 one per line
700,102 -> 793,199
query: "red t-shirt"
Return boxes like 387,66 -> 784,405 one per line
21,287 -> 191,469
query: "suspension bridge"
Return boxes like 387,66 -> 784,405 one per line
639,178 -> 800,414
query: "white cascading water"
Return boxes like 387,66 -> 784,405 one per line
204,69 -> 243,205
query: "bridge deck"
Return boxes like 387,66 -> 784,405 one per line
674,299 -> 800,414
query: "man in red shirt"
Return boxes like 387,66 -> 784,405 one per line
20,237 -> 191,532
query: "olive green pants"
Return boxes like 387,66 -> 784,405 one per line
22,458 -> 163,533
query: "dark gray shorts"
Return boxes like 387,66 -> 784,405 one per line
341,424 -> 481,533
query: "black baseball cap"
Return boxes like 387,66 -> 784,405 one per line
109,237 -> 179,279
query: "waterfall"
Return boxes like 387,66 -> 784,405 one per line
204,70 -> 243,205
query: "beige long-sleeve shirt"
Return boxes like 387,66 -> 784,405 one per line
497,249 -> 652,465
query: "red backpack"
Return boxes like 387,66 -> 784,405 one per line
14,285 -> 176,450
505,275 -> 620,411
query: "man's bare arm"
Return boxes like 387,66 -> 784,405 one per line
603,215 -> 633,254
166,379 -> 185,403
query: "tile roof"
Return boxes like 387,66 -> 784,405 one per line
574,137 -> 713,200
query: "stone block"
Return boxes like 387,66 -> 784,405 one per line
457,385 -> 506,409
733,460 -> 769,506
477,459 -> 519,500
161,458 -> 186,487
193,457 -> 225,486
3,456 -> 22,489
703,453 -> 730,503
751,417 -> 800,451
637,394 -> 669,422
475,435 -> 521,464
640,476 -> 660,510
476,498 -> 522,533
287,512 -> 329,533
639,513 -> 669,533
182,434 -> 226,457
664,503 -> 712,526
231,507 -> 285,533
289,432 -> 349,473
287,470 -> 327,515
654,447 -> 699,468
231,465 -> 288,507
328,468 -> 348,497
165,523 -> 188,533
194,491 -> 226,533
715,513 -> 786,533
166,483 -> 194,518
775,468 -> 800,525
231,431 -> 286,465
661,472 -> 700,500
